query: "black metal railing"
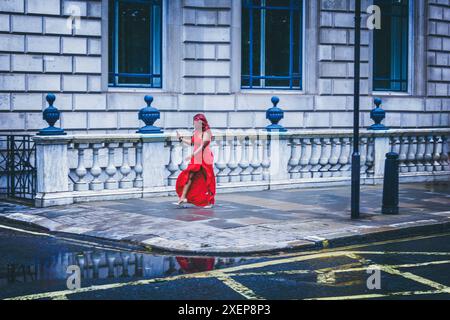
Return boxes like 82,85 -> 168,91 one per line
0,135 -> 36,202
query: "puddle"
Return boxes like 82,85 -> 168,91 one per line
0,227 -> 259,299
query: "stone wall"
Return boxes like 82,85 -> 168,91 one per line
0,0 -> 448,134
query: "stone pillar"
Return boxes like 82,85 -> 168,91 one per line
33,136 -> 73,207
141,134 -> 168,192
268,132 -> 290,184
373,132 -> 391,183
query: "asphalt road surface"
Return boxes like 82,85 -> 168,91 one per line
1,223 -> 450,300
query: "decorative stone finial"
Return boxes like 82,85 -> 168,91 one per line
137,95 -> 163,134
265,96 -> 287,132
37,93 -> 66,136
368,98 -> 389,130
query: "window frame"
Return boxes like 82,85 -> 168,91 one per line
108,0 -> 163,89
372,0 -> 413,94
240,0 -> 304,91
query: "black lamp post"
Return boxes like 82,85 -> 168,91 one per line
351,0 -> 362,219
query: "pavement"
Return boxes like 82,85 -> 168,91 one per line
0,182 -> 449,254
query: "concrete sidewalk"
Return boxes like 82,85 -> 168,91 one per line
1,182 -> 449,254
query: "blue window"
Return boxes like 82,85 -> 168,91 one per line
109,0 -> 162,88
373,0 -> 409,92
241,0 -> 303,90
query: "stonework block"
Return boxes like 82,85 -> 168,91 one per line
0,54 -> 10,71
303,112 -> 331,128
73,94 -> 107,110
0,0 -> 24,13
60,111 -> 88,129
0,74 -> 25,91
88,112 -> 118,129
12,54 -> 43,72
27,74 -> 61,91
11,93 -> 42,110
27,36 -> 60,53
74,19 -> 101,36
0,34 -> 25,52
62,75 -> 88,92
44,17 -> 72,35
62,37 -> 87,54
0,93 -> 11,111
44,55 -> 73,73
27,0 -> 60,15
12,14 -> 42,33
0,112 -> 25,130
0,14 -> 10,31
74,56 -> 101,74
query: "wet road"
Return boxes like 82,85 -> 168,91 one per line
1,223 -> 450,300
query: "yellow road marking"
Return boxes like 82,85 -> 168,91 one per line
306,289 -> 446,300
0,224 -> 52,237
264,232 -> 450,259
349,251 -> 450,256
214,273 -> 265,300
379,265 -> 450,292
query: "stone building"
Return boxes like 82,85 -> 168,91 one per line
0,0 -> 449,134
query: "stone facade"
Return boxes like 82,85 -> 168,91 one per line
0,0 -> 449,134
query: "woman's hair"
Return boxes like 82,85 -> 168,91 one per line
193,113 -> 211,132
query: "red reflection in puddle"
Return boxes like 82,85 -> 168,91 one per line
176,257 -> 215,273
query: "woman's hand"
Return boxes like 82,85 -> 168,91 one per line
176,130 -> 181,140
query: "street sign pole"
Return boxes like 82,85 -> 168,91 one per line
351,0 -> 362,219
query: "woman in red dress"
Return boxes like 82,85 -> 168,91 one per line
175,114 -> 216,208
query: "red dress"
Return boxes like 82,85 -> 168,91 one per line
175,130 -> 216,207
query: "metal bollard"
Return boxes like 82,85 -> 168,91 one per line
382,152 -> 399,215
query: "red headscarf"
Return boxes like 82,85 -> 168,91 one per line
193,113 -> 211,132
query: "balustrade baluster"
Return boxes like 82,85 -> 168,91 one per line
310,138 -> 322,178
338,137 -> 351,177
239,136 -> 252,182
329,137 -> 341,177
416,136 -> 426,172
288,138 -> 301,179
433,135 -> 443,172
216,136 -> 228,183
89,143 -> 104,191
299,138 -> 312,179
228,136 -> 240,182
406,136 -> 418,172
74,143 -> 89,191
105,143 -> 119,190
319,138 -> 332,178
424,135 -> 434,172
261,135 -> 270,181
441,135 -> 449,171
134,142 -> 143,188
398,136 -> 409,173
250,134 -> 262,181
167,141 -> 180,186
359,137 -> 368,177
366,137 -> 375,177
119,142 -> 133,189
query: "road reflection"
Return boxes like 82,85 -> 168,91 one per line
0,249 -> 248,287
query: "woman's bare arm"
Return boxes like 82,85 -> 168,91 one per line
191,130 -> 211,157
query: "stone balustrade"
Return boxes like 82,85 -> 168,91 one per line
32,128 -> 450,207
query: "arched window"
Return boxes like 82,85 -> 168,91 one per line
241,0 -> 303,90
373,0 -> 410,92
108,0 -> 162,88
